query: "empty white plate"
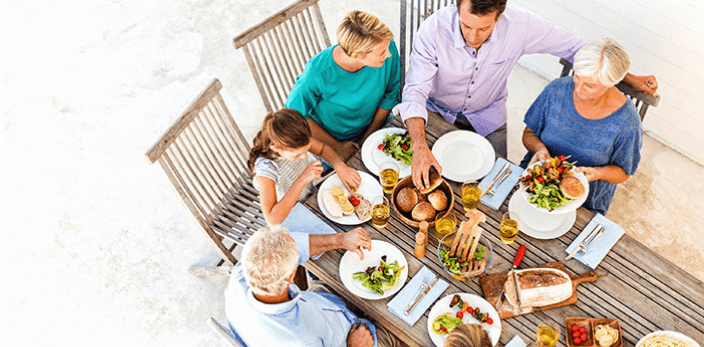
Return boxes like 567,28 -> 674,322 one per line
432,130 -> 494,182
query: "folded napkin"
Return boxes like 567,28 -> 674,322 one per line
505,335 -> 527,347
565,213 -> 625,269
387,266 -> 449,326
480,158 -> 524,210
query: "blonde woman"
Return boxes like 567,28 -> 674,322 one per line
521,38 -> 643,214
444,324 -> 492,347
285,10 -> 401,161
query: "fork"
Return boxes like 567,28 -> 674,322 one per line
404,272 -> 433,315
487,169 -> 512,196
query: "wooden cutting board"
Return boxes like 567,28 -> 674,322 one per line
479,262 -> 597,319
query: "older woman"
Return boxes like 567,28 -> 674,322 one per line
521,38 -> 643,215
285,10 -> 401,161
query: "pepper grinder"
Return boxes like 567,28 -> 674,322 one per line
414,221 -> 429,258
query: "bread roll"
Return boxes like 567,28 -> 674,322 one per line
411,202 -> 436,222
427,189 -> 448,211
559,176 -> 585,199
419,171 -> 443,195
396,187 -> 418,213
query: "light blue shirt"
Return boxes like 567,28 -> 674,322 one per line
400,6 -> 586,136
224,206 -> 378,346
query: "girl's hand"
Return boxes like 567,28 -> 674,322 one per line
337,164 -> 361,192
528,148 -> 550,167
300,160 -> 323,185
576,166 -> 601,182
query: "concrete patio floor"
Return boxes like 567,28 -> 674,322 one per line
4,0 -> 702,346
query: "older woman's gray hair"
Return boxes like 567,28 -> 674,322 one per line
573,37 -> 631,88
241,225 -> 300,296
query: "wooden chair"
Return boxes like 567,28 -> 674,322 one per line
559,58 -> 661,122
233,0 -> 331,113
146,79 -> 265,266
208,317 -> 244,347
399,0 -> 456,89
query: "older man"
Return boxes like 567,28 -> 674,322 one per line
224,226 -> 401,347
400,0 -> 658,190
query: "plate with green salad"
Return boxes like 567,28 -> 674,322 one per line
361,128 -> 412,178
427,293 -> 501,346
339,240 -> 408,299
518,158 -> 589,214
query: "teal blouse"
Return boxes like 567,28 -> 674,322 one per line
285,40 -> 401,141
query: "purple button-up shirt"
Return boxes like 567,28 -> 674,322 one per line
400,6 -> 586,136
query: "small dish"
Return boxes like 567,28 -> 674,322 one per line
565,317 -> 622,347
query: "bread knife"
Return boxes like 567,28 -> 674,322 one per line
494,245 -> 526,311
565,224 -> 604,261
480,162 -> 510,198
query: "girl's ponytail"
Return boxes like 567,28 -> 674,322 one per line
247,109 -> 312,173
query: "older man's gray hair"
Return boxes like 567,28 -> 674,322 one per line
573,37 -> 631,88
241,225 -> 300,296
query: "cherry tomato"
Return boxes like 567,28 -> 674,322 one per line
455,311 -> 463,319
581,334 -> 587,341
349,195 -> 356,202
440,326 -> 447,332
574,338 -> 582,344
573,331 -> 580,338
486,317 -> 494,325
537,176 -> 545,183
545,162 -> 552,169
351,199 -> 360,207
401,144 -> 409,151
571,325 -> 580,332
446,265 -> 450,269
579,327 -> 586,334
378,144 -> 384,150
560,155 -> 566,161
466,306 -> 473,314
378,266 -> 384,271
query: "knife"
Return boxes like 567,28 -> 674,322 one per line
494,245 -> 526,311
565,225 -> 604,261
480,162 -> 510,198
487,168 -> 513,196
404,275 -> 439,315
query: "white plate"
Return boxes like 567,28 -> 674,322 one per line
508,193 -> 576,240
317,171 -> 383,225
636,331 -> 701,347
431,130 -> 494,182
518,161 -> 589,214
338,240 -> 408,300
427,293 -> 501,346
361,127 -> 412,178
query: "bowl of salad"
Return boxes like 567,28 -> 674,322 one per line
437,231 -> 493,281
518,156 -> 589,214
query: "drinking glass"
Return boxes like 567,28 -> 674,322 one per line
379,161 -> 399,194
536,321 -> 561,347
435,212 -> 457,243
461,180 -> 483,211
371,196 -> 390,229
500,211 -> 520,244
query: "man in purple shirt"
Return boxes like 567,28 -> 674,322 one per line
400,0 -> 658,189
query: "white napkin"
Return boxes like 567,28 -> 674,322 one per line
565,213 -> 625,269
480,158 -> 523,210
504,335 -> 527,347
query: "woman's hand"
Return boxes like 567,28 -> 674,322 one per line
337,163 -> 361,192
528,148 -> 550,167
299,160 -> 323,185
623,74 -> 659,96
576,166 -> 601,182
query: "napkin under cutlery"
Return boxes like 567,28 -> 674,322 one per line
480,158 -> 523,210
564,213 -> 625,269
387,266 -> 449,326
505,335 -> 527,347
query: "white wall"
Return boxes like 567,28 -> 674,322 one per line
512,0 -> 704,164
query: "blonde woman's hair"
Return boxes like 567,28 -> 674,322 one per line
443,324 -> 493,347
573,37 -> 631,88
337,10 -> 394,56
241,225 -> 300,296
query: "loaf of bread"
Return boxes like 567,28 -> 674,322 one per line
504,268 -> 572,308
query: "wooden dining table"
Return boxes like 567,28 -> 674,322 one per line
302,113 -> 704,347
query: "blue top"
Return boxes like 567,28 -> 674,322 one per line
520,77 -> 642,214
285,40 -> 401,141
224,215 -> 378,347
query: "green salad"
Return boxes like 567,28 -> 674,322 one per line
528,182 -> 572,210
439,244 -> 485,277
352,255 -> 405,295
379,132 -> 413,166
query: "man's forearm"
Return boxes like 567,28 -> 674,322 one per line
405,117 -> 429,151
308,233 -> 343,257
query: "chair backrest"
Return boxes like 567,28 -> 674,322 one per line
233,0 -> 331,113
559,58 -> 661,122
400,0 -> 456,89
208,317 -> 245,347
146,79 -> 266,265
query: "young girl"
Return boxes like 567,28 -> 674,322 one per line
248,108 -> 361,225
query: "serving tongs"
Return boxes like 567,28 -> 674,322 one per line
450,211 -> 487,278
